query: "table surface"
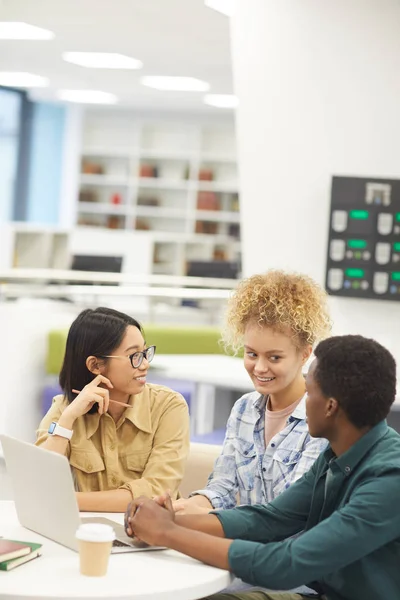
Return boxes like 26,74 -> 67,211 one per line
151,354 -> 251,392
0,502 -> 231,600
151,354 -> 400,407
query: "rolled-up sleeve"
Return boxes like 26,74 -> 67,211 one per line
36,395 -> 71,458
119,394 -> 190,499
190,404 -> 240,509
214,462 -> 316,543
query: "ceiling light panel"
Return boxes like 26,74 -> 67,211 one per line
0,22 -> 54,40
63,52 -> 143,70
141,76 -> 210,92
0,72 -> 49,88
57,90 -> 118,104
204,94 -> 238,108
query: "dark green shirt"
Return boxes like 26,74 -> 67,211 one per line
215,421 -> 400,600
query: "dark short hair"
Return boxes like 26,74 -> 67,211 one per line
313,335 -> 396,428
59,307 -> 142,412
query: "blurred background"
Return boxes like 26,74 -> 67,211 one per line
2,0 -> 400,488
1,0 -> 240,296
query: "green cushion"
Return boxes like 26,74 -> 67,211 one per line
46,329 -> 68,375
46,324 -> 235,376
143,325 -> 224,355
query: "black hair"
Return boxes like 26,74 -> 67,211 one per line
313,334 -> 396,428
59,307 -> 143,413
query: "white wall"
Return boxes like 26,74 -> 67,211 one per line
231,0 -> 400,369
0,89 -> 23,224
59,104 -> 83,228
0,301 -> 78,443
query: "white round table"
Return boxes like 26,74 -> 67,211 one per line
0,502 -> 231,600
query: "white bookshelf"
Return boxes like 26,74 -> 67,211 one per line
76,110 -> 241,277
0,223 -> 70,270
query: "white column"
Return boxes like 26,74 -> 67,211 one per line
231,0 -> 400,367
59,104 -> 83,228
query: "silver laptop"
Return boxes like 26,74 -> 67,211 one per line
0,434 -> 165,554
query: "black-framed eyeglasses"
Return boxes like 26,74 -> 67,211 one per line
100,345 -> 156,369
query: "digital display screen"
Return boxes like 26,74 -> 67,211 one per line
345,268 -> 365,279
349,210 -> 369,220
348,240 -> 367,249
328,176 -> 400,301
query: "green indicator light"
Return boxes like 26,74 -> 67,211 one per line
345,268 -> 365,279
396,213 -> 400,222
349,210 -> 369,220
348,239 -> 367,249
393,243 -> 400,252
392,272 -> 400,281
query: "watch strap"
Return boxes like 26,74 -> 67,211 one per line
48,421 -> 73,440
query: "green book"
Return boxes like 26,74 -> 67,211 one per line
0,540 -> 42,572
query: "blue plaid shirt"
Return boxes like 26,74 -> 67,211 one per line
191,391 -> 328,509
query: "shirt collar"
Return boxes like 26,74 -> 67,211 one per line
288,393 -> 307,421
253,393 -> 267,411
85,412 -> 101,439
322,420 -> 389,475
85,386 -> 153,439
253,392 -> 307,422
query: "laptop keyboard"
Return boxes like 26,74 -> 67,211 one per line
113,539 -> 130,547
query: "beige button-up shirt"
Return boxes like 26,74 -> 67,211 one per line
36,383 -> 190,499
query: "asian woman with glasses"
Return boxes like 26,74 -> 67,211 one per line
36,307 -> 190,512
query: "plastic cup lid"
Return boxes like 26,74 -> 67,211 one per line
76,523 -> 116,543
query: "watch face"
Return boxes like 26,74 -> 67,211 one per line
48,422 -> 56,434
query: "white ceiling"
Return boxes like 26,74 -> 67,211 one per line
0,0 -> 233,112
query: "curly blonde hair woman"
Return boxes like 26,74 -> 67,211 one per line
173,269 -> 331,515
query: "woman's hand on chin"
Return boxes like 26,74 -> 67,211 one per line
66,374 -> 113,421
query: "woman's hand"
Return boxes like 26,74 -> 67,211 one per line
62,374 -> 113,424
172,497 -> 212,515
153,491 -> 175,513
125,496 -> 175,546
125,491 -> 174,538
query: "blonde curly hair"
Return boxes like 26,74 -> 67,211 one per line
222,270 -> 331,354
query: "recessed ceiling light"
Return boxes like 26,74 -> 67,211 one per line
204,94 -> 238,109
0,72 -> 49,88
141,76 -> 210,92
57,90 -> 118,104
0,21 -> 54,40
62,52 -> 143,70
204,0 -> 235,17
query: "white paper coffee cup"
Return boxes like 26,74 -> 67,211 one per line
76,523 -> 115,577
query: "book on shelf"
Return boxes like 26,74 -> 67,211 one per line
198,168 -> 214,181
79,189 -> 98,203
81,160 -> 104,175
0,540 -> 42,571
196,191 -> 220,211
139,164 -> 158,178
107,216 -> 124,229
137,195 -> 159,207
195,221 -> 218,234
